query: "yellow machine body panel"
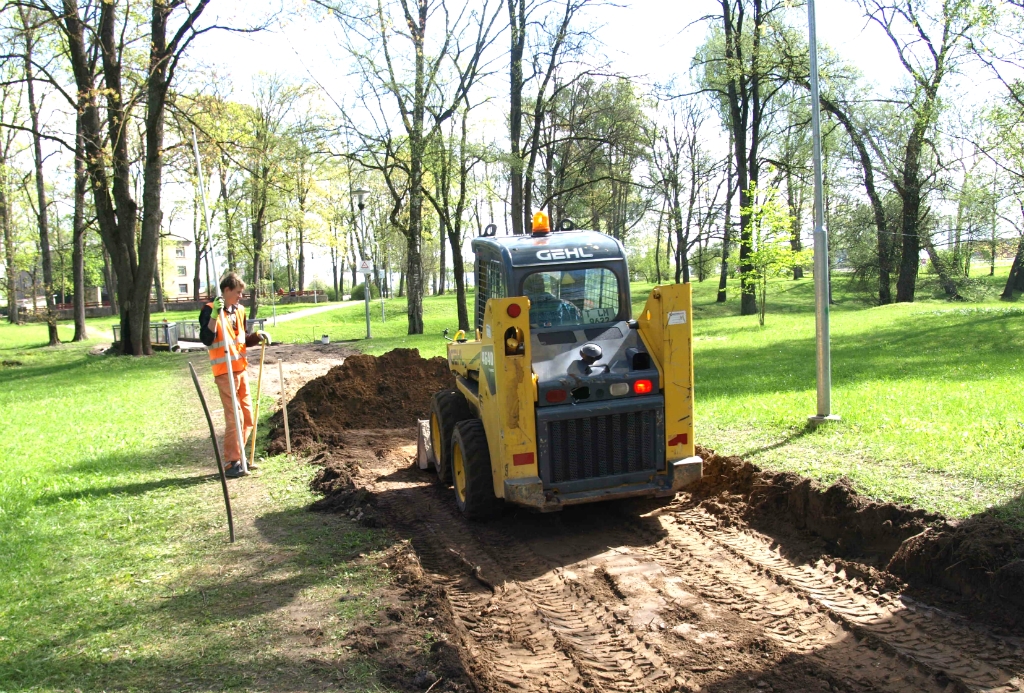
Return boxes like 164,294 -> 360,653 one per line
638,283 -> 696,462
447,340 -> 482,380
447,297 -> 540,499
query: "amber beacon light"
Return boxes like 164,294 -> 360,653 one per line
532,210 -> 550,235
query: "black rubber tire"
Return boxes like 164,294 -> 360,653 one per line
429,390 -> 472,485
451,419 -> 503,520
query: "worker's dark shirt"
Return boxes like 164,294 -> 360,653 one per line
198,304 -> 261,348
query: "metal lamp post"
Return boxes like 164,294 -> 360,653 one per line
351,187 -> 371,339
807,0 -> 840,426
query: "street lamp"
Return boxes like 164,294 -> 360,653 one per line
807,0 -> 839,426
351,187 -> 372,339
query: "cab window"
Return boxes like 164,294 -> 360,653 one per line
475,256 -> 505,329
522,267 -> 619,328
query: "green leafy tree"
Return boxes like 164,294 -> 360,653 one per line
738,182 -> 808,326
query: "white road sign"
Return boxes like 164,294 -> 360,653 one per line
357,259 -> 373,275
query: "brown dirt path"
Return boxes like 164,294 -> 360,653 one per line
307,430 -> 1024,693
274,350 -> 1024,693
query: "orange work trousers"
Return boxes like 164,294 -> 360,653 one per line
215,369 -> 253,464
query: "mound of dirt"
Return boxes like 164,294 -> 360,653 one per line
889,515 -> 1024,612
693,447 -> 942,558
692,446 -> 1024,624
268,348 -> 453,454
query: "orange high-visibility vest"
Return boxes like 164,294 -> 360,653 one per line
207,303 -> 247,376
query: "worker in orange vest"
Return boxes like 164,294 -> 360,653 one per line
199,272 -> 271,478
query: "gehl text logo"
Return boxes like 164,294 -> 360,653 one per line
536,247 -> 594,261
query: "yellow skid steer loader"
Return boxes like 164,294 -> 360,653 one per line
425,212 -> 701,519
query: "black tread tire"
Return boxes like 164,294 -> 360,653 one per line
430,390 -> 472,484
452,419 -> 503,520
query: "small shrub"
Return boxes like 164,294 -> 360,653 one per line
351,282 -> 380,301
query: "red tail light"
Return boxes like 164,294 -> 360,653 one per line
633,379 -> 653,394
545,389 -> 567,403
507,303 -> 522,318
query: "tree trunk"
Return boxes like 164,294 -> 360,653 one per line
718,132 -> 734,303
22,9 -> 59,346
508,0 -> 526,237
285,230 -> 293,291
447,228 -> 469,331
786,168 -> 804,279
298,221 -> 305,291
154,263 -> 166,313
251,207 -> 265,319
72,116 -> 87,340
1002,234 -> 1024,299
2,150 -> 17,324
102,246 -> 118,315
438,223 -> 446,295
331,238 -> 339,298
193,198 -> 202,301
655,200 -> 664,284
922,234 -> 963,300
404,1 -> 427,336
895,178 -> 922,303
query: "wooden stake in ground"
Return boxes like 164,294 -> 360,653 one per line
279,360 -> 291,454
187,362 -> 235,543
248,342 -> 267,464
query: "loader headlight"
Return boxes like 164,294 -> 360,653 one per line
609,383 -> 629,396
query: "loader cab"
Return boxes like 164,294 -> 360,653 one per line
471,228 -> 632,335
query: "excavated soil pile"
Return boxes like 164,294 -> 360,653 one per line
890,515 -> 1024,612
692,446 -> 941,558
268,348 -> 453,454
693,446 -> 1024,624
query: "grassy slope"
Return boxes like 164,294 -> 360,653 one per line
0,325 -> 385,692
273,268 -> 1024,520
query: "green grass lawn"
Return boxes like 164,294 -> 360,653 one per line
0,324 -> 387,692
1,262 -> 1021,688
272,267 -> 1024,521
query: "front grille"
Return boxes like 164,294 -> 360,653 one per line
545,408 -> 660,483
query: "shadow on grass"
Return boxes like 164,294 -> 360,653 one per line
737,422 -> 818,458
151,505 -> 389,625
0,499 -> 390,691
0,353 -> 93,383
34,472 -> 217,506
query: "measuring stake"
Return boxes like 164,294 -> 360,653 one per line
248,341 -> 267,465
280,360 -> 291,454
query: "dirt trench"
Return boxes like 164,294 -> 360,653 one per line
274,350 -> 1024,693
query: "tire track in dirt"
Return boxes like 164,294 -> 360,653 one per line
364,463 -> 583,691
361,434 -> 670,692
666,506 -> 1024,693
591,511 -> 947,693
323,431 -> 1024,693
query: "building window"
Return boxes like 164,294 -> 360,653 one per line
179,284 -> 189,294
177,266 -> 187,277
175,245 -> 186,258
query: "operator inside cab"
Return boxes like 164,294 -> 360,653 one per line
523,272 -> 582,328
